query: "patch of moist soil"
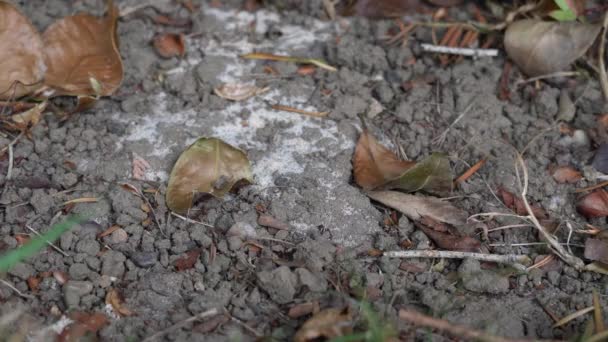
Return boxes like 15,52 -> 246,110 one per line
1,0 -> 607,341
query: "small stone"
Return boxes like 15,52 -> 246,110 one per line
8,263 -> 35,280
75,240 -> 100,256
227,236 -> 243,251
257,266 -> 297,304
458,259 -> 509,294
111,228 -> 128,244
131,251 -> 158,268
227,222 -> 257,239
547,271 -> 560,286
64,280 -> 93,308
101,251 -> 126,277
30,189 -> 54,214
69,263 -> 90,280
295,268 -> 327,292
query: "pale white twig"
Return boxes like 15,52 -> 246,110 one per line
515,154 -> 585,270
383,250 -> 530,271
420,44 -> 498,57
25,225 -> 69,257
7,142 -> 13,180
141,308 -> 220,342
0,279 -> 34,299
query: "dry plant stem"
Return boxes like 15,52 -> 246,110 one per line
383,250 -> 529,271
171,212 -> 213,228
515,71 -> 581,86
6,142 -> 13,180
421,44 -> 498,57
399,309 -> 559,342
270,104 -> 329,118
0,279 -> 34,299
515,154 -> 585,270
142,308 -> 220,342
25,224 -> 70,257
599,12 -> 608,102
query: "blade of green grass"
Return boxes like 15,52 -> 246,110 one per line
0,216 -> 83,273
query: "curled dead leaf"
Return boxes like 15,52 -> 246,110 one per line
10,101 -> 46,129
294,307 -> 352,342
105,288 -> 134,316
0,1 -> 45,99
214,82 -> 270,101
577,189 -> 608,218
353,129 -> 414,190
153,33 -> 186,58
385,153 -> 453,193
551,165 -> 582,183
42,0 -> 123,96
504,19 -> 601,77
166,137 -> 253,213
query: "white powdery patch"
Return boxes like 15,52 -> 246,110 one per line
48,316 -> 74,334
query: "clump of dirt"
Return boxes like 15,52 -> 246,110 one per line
0,0 -> 606,341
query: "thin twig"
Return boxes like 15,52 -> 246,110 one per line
25,225 -> 70,257
6,141 -> 13,180
383,250 -> 530,271
171,212 -> 214,228
399,308 -> 561,342
433,97 -> 476,146
229,313 -> 262,337
599,11 -> 608,103
141,308 -> 220,342
515,153 -> 585,270
515,71 -> 581,86
420,44 -> 498,57
0,279 -> 34,299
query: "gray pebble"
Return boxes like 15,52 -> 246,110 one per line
8,263 -> 35,280
257,266 -> 297,304
131,251 -> 158,268
69,263 -> 90,280
64,280 -> 93,308
101,251 -> 126,277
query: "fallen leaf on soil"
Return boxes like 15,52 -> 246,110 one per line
577,189 -> 608,218
132,153 -> 151,181
504,19 -> 601,77
551,165 -> 582,183
241,52 -> 337,72
27,275 -> 41,292
384,153 -> 452,193
584,237 -> 608,264
173,248 -> 202,271
10,101 -> 46,129
14,234 -> 29,245
42,0 -> 123,96
166,137 -> 253,213
416,223 -> 481,252
153,33 -> 186,58
366,190 -> 468,227
257,214 -> 290,230
214,82 -> 270,101
0,1 -> 46,100
294,307 -> 352,342
58,312 -> 108,342
353,129 -> 414,190
497,186 -> 548,219
105,288 -> 134,316
288,301 -> 319,319
454,158 -> 486,185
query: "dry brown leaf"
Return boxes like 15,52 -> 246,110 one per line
58,312 -> 108,342
27,275 -> 41,292
497,186 -> 548,219
153,33 -> 186,58
10,101 -> 46,129
214,82 -> 270,101
257,214 -> 290,230
166,137 -> 253,214
0,1 -> 45,100
132,153 -> 151,181
294,308 -> 352,342
288,302 -> 319,319
577,189 -> 608,218
173,248 -> 201,271
416,222 -> 481,252
353,129 -> 414,190
551,165 -> 582,184
504,19 -> 601,77
105,288 -> 134,316
42,0 -> 123,96
366,190 -> 468,227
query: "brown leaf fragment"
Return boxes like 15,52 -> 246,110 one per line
10,101 -> 46,129
353,130 -> 414,190
53,270 -> 69,285
577,189 -> 608,218
551,165 -> 582,184
294,308 -> 352,342
366,190 -> 468,227
584,238 -> 608,264
0,1 -> 45,100
27,275 -> 41,292
385,153 -> 453,194
58,312 -> 108,342
105,288 -> 135,316
504,19 -> 601,77
258,214 -> 290,230
497,186 -> 548,219
173,248 -> 201,271
97,225 -> 120,239
416,223 -> 481,252
288,302 -> 319,319
43,1 -> 123,96
153,33 -> 186,58
214,82 -> 269,101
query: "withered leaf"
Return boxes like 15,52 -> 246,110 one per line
497,186 -> 548,219
214,82 -> 269,101
504,19 -> 601,77
577,190 -> 608,218
294,308 -> 352,342
42,0 -> 123,96
385,152 -> 453,193
366,190 -> 467,227
166,137 -> 253,214
10,101 -> 46,128
0,1 -> 45,99
416,223 -> 481,252
105,288 -> 134,316
173,248 -> 202,271
153,33 -> 186,58
353,129 -> 414,190
551,165 -> 582,184
59,312 -> 108,342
